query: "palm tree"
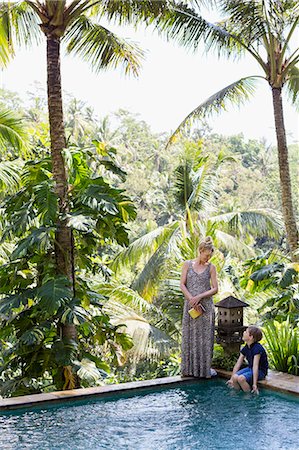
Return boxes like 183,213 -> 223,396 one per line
161,0 -> 299,260
0,1 -> 186,356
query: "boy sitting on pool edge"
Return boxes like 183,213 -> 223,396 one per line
227,326 -> 268,394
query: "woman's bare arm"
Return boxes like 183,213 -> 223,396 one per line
180,261 -> 193,304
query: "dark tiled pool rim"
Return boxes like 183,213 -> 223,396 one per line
0,369 -> 298,411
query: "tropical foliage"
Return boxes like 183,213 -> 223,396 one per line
0,1 -> 297,392
0,0 -> 193,390
263,319 -> 299,375
0,144 -> 136,396
97,139 -> 285,369
241,253 -> 299,324
161,0 -> 299,259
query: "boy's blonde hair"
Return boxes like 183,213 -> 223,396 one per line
248,326 -> 263,342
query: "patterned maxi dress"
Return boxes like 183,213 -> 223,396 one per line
181,261 -> 215,378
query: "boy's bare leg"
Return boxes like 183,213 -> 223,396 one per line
237,375 -> 251,392
230,374 -> 241,390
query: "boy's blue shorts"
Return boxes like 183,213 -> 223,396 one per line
236,367 -> 266,385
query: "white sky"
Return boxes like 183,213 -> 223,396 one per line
2,19 -> 298,145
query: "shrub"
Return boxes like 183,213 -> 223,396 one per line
263,318 -> 299,375
212,345 -> 241,371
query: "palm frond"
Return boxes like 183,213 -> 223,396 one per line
97,283 -> 158,314
219,0 -> 267,44
0,159 -> 22,191
286,65 -> 299,109
110,223 -> 179,272
188,165 -> 218,213
131,223 -> 181,298
211,208 -> 284,239
0,1 -> 42,50
159,273 -> 185,335
157,2 -> 243,56
0,20 -> 11,67
168,76 -> 259,144
214,229 -> 255,259
104,300 -> 178,362
172,160 -> 194,209
97,0 -> 175,27
65,15 -> 143,76
0,109 -> 28,152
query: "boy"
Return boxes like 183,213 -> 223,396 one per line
227,325 -> 268,394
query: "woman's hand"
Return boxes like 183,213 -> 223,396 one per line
194,305 -> 202,312
251,384 -> 259,395
188,297 -> 197,308
194,303 -> 204,312
194,294 -> 203,303
191,295 -> 203,310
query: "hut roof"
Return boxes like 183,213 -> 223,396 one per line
215,296 -> 249,308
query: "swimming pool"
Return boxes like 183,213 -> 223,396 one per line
0,379 -> 298,450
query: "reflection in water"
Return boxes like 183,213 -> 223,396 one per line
0,380 -> 298,450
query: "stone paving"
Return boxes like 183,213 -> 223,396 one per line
0,370 -> 298,411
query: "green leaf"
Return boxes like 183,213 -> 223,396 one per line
168,77 -> 259,144
11,227 -> 54,260
250,263 -> 284,282
75,358 -> 102,383
279,268 -> 298,289
19,328 -> 44,348
65,15 -> 144,76
37,277 -> 72,316
98,160 -> 127,181
33,181 -> 58,224
61,304 -> 91,325
0,109 -> 28,151
0,159 -> 22,191
211,208 -> 283,239
66,214 -> 96,232
52,338 -> 78,366
0,292 -> 30,316
286,65 -> 299,109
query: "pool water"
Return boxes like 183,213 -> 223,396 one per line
0,380 -> 298,450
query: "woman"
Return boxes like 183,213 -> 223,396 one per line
180,237 -> 218,378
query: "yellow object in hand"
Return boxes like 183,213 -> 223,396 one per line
188,308 -> 203,319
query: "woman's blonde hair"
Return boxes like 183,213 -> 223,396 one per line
198,236 -> 214,253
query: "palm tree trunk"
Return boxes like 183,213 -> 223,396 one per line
47,36 -> 77,344
272,87 -> 298,261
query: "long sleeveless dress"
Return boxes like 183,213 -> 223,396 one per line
181,261 -> 215,378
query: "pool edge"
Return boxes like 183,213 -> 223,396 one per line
1,370 -> 298,411
0,376 -> 199,411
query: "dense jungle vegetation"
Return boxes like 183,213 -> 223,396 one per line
0,86 -> 298,396
0,0 -> 298,398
